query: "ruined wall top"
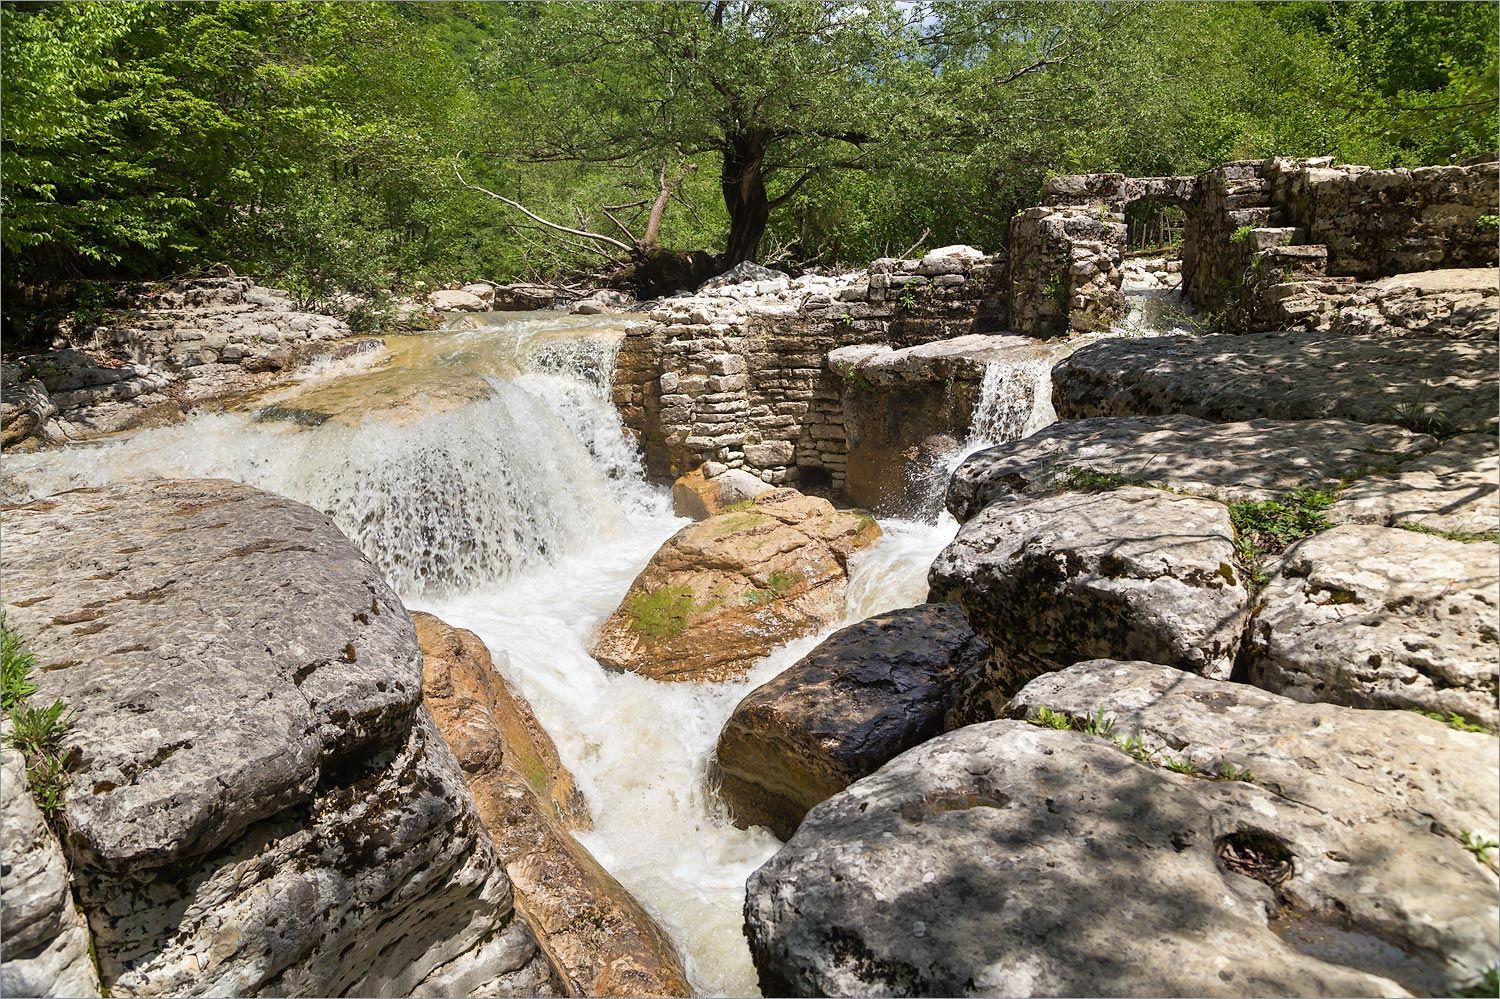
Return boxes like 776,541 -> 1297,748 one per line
1042,173 -> 1198,210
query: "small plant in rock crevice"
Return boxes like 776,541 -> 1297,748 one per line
1056,466 -> 1145,493
744,571 -> 795,607
1387,399 -> 1454,438
1229,224 -> 1256,244
1396,522 -> 1499,545
1023,704 -> 1252,782
1409,707 -> 1494,734
2,618 -> 77,822
1452,966 -> 1499,998
1227,488 -> 1337,586
1459,830 -> 1499,873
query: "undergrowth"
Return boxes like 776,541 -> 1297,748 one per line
1227,488 -> 1336,586
2,618 -> 76,821
1026,704 -> 1253,783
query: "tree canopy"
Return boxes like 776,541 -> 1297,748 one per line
2,0 -> 1494,321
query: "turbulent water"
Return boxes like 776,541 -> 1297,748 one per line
2,285 -> 1180,994
3,311 -> 963,996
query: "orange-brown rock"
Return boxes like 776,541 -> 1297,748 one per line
670,464 -> 772,520
414,612 -> 691,998
590,488 -> 882,682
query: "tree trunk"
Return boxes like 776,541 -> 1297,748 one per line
721,130 -> 770,266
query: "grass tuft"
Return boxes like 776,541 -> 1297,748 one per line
2,618 -> 76,821
1397,522 -> 1499,545
1409,707 -> 1493,734
1227,487 -> 1336,586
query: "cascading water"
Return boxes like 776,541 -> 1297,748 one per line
2,310 -> 957,997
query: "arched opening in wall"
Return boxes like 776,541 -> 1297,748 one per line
1125,200 -> 1188,254
1118,196 -> 1197,331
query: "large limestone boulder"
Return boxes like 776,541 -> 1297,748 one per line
592,488 -> 881,682
946,415 -> 1435,523
929,487 -> 1249,687
430,288 -> 489,312
1053,330 -> 1498,435
1328,432 -> 1498,536
1,741 -> 102,998
0,365 -> 57,450
745,661 -> 1498,998
1,479 -> 555,997
713,604 -> 990,840
414,612 -> 691,998
671,463 -> 773,520
1246,524 -> 1499,729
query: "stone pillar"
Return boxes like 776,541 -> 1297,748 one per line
1008,207 -> 1126,337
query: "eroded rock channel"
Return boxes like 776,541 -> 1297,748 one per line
3,155 -> 1496,999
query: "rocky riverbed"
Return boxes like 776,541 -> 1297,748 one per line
2,155 -> 1497,999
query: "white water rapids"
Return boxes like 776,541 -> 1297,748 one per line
3,282 -> 1179,994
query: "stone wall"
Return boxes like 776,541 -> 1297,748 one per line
613,247 -> 1009,499
1008,207 -> 1125,336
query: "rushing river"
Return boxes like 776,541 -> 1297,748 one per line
3,282 -> 1179,994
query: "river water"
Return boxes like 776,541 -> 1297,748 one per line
3,286 -> 1178,994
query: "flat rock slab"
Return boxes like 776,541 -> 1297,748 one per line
416,612 -> 692,998
713,603 -> 990,840
591,488 -> 881,682
1053,330 -> 1498,435
1328,433 -> 1498,536
828,334 -> 1071,387
1,741 -> 101,998
946,415 -> 1434,523
1,478 -> 422,870
745,714 -> 1472,998
1323,268 -> 1499,339
930,487 -> 1248,685
1246,524 -> 1499,729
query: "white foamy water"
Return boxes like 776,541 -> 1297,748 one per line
3,311 -> 957,996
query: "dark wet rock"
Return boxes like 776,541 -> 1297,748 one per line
713,604 -> 990,840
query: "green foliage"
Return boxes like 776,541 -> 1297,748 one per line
1229,224 -> 1256,244
2,619 -> 40,713
1398,523 -> 1500,546
1228,488 -> 1337,585
1213,764 -> 1256,784
2,0 -> 1493,315
1027,703 -> 1258,783
1452,965 -> 1499,998
1478,214 -> 1500,230
1459,831 -> 1499,873
1410,708 -> 1494,734
1164,757 -> 1200,775
626,586 -> 701,641
1,619 -> 76,821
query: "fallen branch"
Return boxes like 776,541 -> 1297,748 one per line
899,227 -> 932,259
452,158 -> 632,257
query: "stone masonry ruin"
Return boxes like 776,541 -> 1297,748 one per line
613,156 -> 1498,511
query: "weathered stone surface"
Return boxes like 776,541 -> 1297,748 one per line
671,464 -> 773,520
3,478 -> 421,868
415,613 -> 691,998
1318,268 -> 1499,339
929,487 -> 1248,685
1008,661 -> 1500,992
0,366 -> 58,450
947,415 -> 1435,523
1054,331 -> 1499,435
1,741 -> 102,999
745,709 -> 1486,998
431,288 -> 489,312
713,604 -> 990,841
1328,433 -> 1498,536
1246,524 -> 1499,729
1,479 -> 554,997
591,488 -> 881,681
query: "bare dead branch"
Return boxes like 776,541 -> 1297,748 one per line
452,158 -> 634,256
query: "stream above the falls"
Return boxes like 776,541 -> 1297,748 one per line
1,284 -> 1184,995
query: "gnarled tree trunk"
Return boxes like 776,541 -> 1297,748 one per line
721,130 -> 771,266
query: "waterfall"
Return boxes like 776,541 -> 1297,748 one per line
3,311 -> 957,997
968,355 -> 1058,446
